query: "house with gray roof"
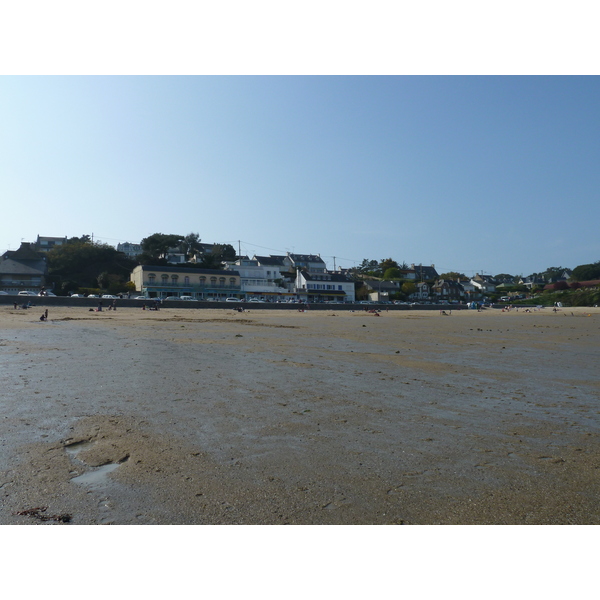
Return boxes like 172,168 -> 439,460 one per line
411,264 -> 439,281
0,243 -> 48,294
295,270 -> 355,302
284,253 -> 327,274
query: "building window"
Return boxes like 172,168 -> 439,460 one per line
148,274 -> 156,283
229,278 -> 236,286
161,274 -> 168,283
219,277 -> 225,287
184,276 -> 190,285
210,277 -> 217,286
199,276 -> 206,286
171,275 -> 178,284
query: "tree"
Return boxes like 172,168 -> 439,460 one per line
356,259 -> 380,277
383,267 -> 402,280
440,271 -> 467,281
212,243 -> 236,262
572,261 -> 600,282
402,282 -> 417,297
379,258 -> 398,273
182,232 -> 202,261
47,239 -> 136,293
140,233 -> 184,261
542,266 -> 569,282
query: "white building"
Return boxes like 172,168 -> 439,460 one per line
295,270 -> 355,302
117,242 -> 142,258
224,257 -> 291,300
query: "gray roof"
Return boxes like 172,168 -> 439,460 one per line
0,257 -> 47,276
288,253 -> 326,264
2,243 -> 43,261
301,271 -> 353,283
254,255 -> 286,266
363,280 -> 401,291
412,265 -> 439,280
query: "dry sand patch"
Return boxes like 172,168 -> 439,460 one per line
1,305 -> 599,524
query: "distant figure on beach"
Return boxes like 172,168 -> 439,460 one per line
40,313 -> 46,321
97,301 -> 103,312
44,309 -> 48,320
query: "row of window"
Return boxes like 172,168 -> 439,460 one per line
307,284 -> 344,290
147,274 -> 237,286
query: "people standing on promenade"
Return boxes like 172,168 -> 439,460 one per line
97,301 -> 103,312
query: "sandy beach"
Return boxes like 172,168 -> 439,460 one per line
1,304 -> 599,524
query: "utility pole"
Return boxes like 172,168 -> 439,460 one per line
333,256 -> 336,271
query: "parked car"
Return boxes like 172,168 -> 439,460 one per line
70,294 -> 84,298
134,296 -> 150,300
87,294 -> 100,298
225,297 -> 241,302
18,290 -> 38,296
101,295 -> 117,299
38,291 -> 57,297
247,298 -> 263,303
163,296 -> 180,301
0,291 -> 8,295
180,296 -> 197,301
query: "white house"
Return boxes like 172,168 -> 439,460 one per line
295,270 -> 355,302
224,257 -> 291,300
117,242 -> 142,258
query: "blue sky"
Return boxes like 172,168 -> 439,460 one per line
2,75 -> 599,276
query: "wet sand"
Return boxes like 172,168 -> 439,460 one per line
1,305 -> 599,524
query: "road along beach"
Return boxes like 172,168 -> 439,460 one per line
1,305 -> 599,524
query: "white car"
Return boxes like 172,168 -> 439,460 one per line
18,291 -> 38,296
180,296 -> 197,301
163,296 -> 181,301
38,291 -> 57,297
247,298 -> 263,303
101,295 -> 117,299
0,291 -> 8,295
225,297 -> 241,302
135,296 -> 149,300
87,294 -> 100,298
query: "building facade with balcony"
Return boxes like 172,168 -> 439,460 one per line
35,235 -> 68,252
130,265 -> 241,299
224,257 -> 292,300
